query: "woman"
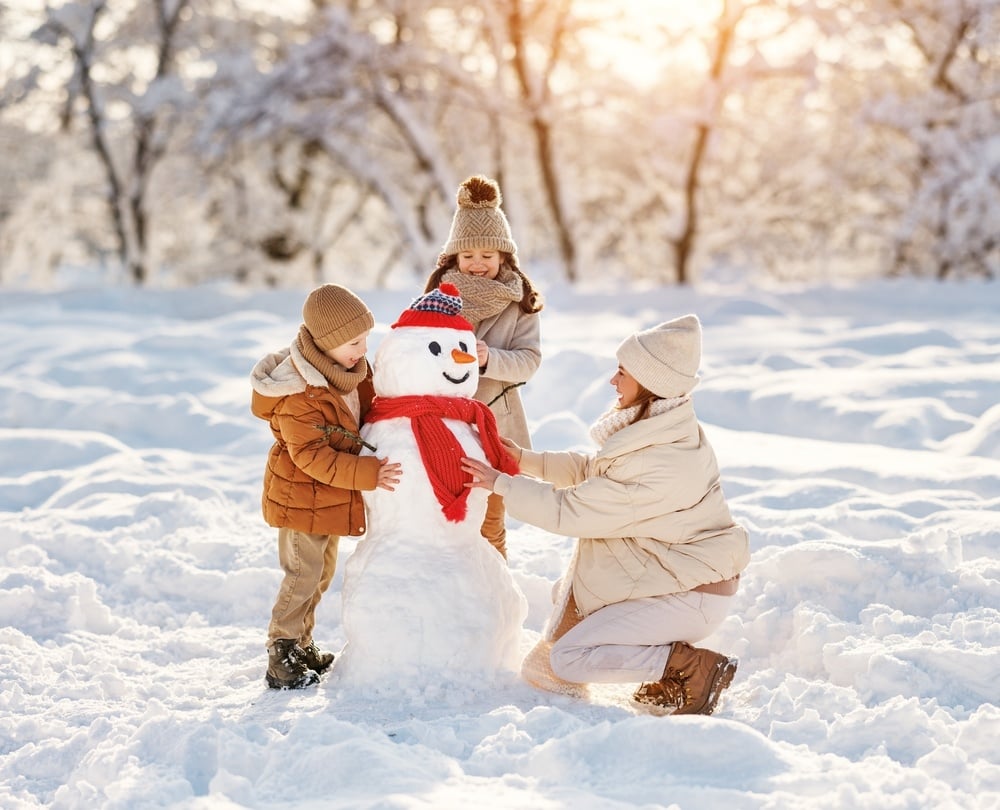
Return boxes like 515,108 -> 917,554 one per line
461,314 -> 750,715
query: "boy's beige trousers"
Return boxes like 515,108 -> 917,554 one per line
267,528 -> 339,647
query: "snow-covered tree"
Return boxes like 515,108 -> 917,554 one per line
27,0 -> 196,284
864,0 -> 999,279
1,0 -> 996,287
199,3 -> 473,283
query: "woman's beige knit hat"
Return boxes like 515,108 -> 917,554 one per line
441,175 -> 518,256
302,284 -> 374,352
616,314 -> 702,398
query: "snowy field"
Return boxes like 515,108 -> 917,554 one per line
1,277 -> 998,809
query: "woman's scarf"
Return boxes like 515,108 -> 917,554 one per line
441,268 -> 523,327
588,395 -> 690,447
365,394 -> 520,522
296,326 -> 368,395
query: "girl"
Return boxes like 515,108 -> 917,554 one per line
424,174 -> 543,560
461,314 -> 750,715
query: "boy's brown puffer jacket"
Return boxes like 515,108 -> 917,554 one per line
251,343 -> 379,536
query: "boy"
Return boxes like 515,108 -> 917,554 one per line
251,284 -> 401,688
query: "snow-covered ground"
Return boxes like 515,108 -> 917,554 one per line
1,278 -> 998,809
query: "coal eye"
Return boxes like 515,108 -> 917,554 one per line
459,341 -> 468,353
428,341 -> 442,356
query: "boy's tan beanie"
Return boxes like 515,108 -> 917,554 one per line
616,314 -> 702,398
302,284 -> 374,352
442,175 -> 518,256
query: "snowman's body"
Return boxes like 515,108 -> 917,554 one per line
340,312 -> 527,684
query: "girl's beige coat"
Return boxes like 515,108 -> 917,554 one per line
475,307 -> 540,448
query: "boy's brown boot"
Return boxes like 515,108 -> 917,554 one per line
266,639 -> 320,690
299,639 -> 335,674
632,642 -> 737,716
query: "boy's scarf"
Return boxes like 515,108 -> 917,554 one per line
296,326 -> 367,395
365,394 -> 520,522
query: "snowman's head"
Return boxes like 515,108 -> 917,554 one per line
373,284 -> 479,399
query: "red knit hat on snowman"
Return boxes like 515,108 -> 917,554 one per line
392,283 -> 473,332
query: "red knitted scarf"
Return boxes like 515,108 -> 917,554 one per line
365,394 -> 520,522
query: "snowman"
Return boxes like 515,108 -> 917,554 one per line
339,284 -> 528,685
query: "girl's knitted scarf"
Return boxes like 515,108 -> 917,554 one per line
441,267 -> 523,327
589,395 -> 690,447
297,326 -> 368,395
365,394 -> 520,522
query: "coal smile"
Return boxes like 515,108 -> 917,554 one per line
443,371 -> 470,384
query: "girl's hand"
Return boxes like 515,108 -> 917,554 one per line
461,457 -> 500,491
376,457 -> 402,491
476,340 -> 490,367
500,436 -> 523,463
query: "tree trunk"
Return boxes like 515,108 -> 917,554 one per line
507,0 -> 577,281
673,0 -> 735,286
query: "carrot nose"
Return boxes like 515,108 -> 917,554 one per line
451,348 -> 477,364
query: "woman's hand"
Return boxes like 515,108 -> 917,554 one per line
461,457 -> 500,491
476,339 -> 490,368
376,457 -> 402,491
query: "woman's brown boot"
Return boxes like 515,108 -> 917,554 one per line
632,642 -> 737,715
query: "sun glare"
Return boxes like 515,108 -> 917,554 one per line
576,0 -> 721,86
